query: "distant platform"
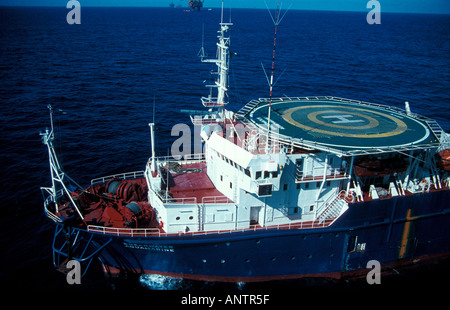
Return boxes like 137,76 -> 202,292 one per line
246,97 -> 439,154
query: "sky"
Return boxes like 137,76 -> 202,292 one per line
0,0 -> 449,14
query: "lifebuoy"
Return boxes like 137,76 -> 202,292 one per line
345,194 -> 354,203
339,191 -> 354,203
419,179 -> 428,189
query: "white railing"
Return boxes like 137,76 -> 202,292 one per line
87,218 -> 336,238
155,192 -> 233,205
202,196 -> 233,204
152,153 -> 205,165
88,225 -> 163,237
90,171 -> 145,185
42,195 -> 63,223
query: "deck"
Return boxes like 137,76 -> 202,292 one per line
244,97 -> 442,156
163,161 -> 231,204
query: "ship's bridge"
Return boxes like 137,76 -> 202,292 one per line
241,97 -> 442,156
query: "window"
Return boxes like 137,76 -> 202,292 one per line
296,183 -> 301,189
258,184 -> 272,196
244,169 -> 251,177
316,182 -> 321,188
347,236 -> 358,253
283,184 -> 288,191
220,175 -> 223,181
309,205 -> 314,212
272,171 -> 278,178
255,171 -> 262,179
230,182 -> 232,189
305,183 -> 309,189
264,171 -> 270,179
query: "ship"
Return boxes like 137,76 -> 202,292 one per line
40,6 -> 450,285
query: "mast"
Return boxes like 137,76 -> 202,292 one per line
266,1 -> 280,135
200,0 -> 232,120
260,0 -> 290,153
264,0 -> 291,134
40,105 -> 85,220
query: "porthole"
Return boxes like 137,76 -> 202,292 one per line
189,216 -> 193,220
176,216 -> 180,220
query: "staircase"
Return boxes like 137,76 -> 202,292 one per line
235,99 -> 260,118
424,118 -> 444,141
315,190 -> 349,224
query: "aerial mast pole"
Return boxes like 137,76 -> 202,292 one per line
199,0 -> 232,122
266,0 -> 281,136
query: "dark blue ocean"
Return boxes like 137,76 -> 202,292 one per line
0,6 -> 449,292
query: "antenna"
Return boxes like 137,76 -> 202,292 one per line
149,96 -> 156,172
198,23 -> 208,60
221,0 -> 224,24
263,0 -> 291,139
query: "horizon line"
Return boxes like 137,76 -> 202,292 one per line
0,4 -> 449,15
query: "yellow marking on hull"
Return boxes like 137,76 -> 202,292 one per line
399,209 -> 412,259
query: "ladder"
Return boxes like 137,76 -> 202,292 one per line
235,99 -> 260,118
424,119 -> 444,141
316,191 -> 349,224
198,204 -> 204,231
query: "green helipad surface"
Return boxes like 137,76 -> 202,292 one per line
248,99 -> 439,151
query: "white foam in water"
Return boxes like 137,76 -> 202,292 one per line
236,282 -> 246,290
139,274 -> 190,290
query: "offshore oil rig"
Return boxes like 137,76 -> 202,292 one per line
170,1 -> 204,11
188,0 -> 204,11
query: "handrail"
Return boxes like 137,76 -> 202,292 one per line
86,218 -> 336,238
90,171 -> 145,185
152,153 -> 205,164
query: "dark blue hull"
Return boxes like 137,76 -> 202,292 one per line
70,189 -> 450,282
